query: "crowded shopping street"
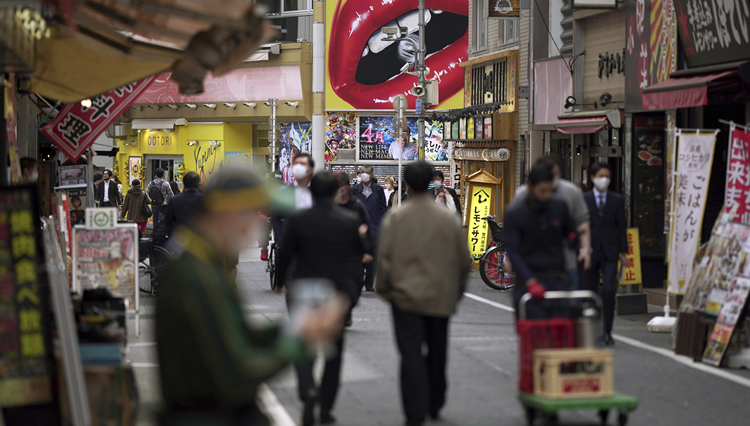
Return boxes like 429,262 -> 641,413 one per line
3,1 -> 750,426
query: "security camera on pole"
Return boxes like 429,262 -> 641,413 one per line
381,0 -> 435,161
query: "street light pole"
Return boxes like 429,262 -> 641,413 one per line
268,98 -> 278,173
417,0 -> 426,161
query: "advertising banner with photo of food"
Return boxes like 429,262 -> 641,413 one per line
325,0 -> 467,110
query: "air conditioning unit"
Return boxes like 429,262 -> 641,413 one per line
106,124 -> 134,140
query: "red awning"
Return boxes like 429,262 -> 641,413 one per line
555,116 -> 608,134
642,70 -> 738,110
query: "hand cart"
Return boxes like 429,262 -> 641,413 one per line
517,291 -> 639,426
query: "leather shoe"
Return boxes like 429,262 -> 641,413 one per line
364,286 -> 375,292
405,421 -> 423,426
430,411 -> 441,421
302,391 -> 318,426
320,412 -> 336,424
604,334 -> 615,346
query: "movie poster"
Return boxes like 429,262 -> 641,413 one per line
279,122 -> 312,184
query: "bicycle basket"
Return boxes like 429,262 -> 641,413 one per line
487,220 -> 503,242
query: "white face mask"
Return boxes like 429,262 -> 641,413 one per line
433,180 -> 443,189
385,183 -> 392,190
593,177 -> 610,191
28,172 -> 38,183
360,173 -> 371,183
435,198 -> 445,204
335,187 -> 347,204
291,163 -> 309,180
356,176 -> 362,184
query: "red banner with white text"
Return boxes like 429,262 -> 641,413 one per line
725,125 -> 750,223
43,76 -> 156,161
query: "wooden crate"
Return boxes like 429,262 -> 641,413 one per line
533,348 -> 614,399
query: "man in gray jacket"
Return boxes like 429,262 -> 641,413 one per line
376,161 -> 471,426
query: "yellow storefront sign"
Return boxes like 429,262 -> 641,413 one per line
467,184 -> 493,260
620,228 -> 643,284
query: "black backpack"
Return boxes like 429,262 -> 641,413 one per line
148,181 -> 164,205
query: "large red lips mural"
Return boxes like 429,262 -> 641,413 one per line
329,0 -> 469,110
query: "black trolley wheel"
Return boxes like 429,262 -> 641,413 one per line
617,411 -> 628,426
525,406 -> 536,426
598,409 -> 610,426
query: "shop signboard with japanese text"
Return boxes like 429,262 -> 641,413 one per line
0,186 -> 55,408
467,185 -> 493,260
625,0 -> 677,112
667,130 -> 717,294
324,0 -> 467,110
620,229 -> 643,284
43,76 -> 156,161
674,0 -> 750,68
724,124 -> 750,223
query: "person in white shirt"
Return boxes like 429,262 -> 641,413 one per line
269,153 -> 315,263
383,176 -> 396,208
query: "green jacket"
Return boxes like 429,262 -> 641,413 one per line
156,227 -> 306,425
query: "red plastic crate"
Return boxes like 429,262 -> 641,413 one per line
517,318 -> 576,393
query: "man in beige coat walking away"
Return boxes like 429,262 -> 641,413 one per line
376,161 -> 471,426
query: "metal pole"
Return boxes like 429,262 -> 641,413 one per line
417,0 -> 426,160
312,0 -> 326,172
86,149 -> 95,208
269,98 -> 278,173
398,99 -> 405,208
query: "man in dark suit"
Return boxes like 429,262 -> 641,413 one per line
432,170 -> 461,218
277,171 -> 366,426
583,162 -> 627,346
351,165 -> 387,291
162,171 -> 203,239
95,169 -> 122,211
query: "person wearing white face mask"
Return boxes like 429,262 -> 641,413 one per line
583,162 -> 627,347
432,170 -> 461,219
351,165 -> 387,291
383,176 -> 396,208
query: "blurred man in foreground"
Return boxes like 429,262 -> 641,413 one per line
156,167 -> 347,426
377,162 -> 471,426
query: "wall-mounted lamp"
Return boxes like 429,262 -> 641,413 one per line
576,145 -> 582,156
131,105 -> 142,111
187,140 -> 199,146
263,101 -> 271,107
148,104 -> 160,111
204,104 -> 216,110
167,104 -> 179,110
224,103 -> 236,109
123,140 -> 137,146
208,140 -> 221,147
163,129 -> 171,133
599,92 -> 623,107
186,104 -> 197,109
285,101 -> 299,108
564,96 -> 576,109
243,102 -> 257,108
81,99 -> 92,108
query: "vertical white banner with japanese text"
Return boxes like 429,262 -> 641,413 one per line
668,129 -> 717,294
724,124 -> 750,223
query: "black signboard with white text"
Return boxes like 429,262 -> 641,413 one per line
674,0 -> 750,68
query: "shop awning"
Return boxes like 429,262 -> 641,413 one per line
131,118 -> 187,130
555,110 -> 621,134
642,70 -> 738,110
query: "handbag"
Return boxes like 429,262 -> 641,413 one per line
141,196 -> 153,219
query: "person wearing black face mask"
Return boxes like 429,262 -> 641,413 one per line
503,161 -> 577,320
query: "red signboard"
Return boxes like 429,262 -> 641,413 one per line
43,76 -> 157,161
725,125 -> 750,223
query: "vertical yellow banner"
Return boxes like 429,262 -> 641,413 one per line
467,184 -> 493,259
620,228 -> 643,284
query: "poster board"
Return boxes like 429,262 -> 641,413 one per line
58,165 -> 88,186
619,229 -> 643,284
72,224 -> 140,334
0,186 -> 56,410
55,185 -> 88,227
463,170 -> 502,264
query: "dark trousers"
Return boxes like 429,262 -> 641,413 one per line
363,252 -> 376,290
152,205 -> 165,226
584,258 -> 618,335
392,306 -> 449,423
101,201 -> 116,207
294,335 -> 345,415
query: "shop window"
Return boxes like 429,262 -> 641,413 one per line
499,18 -> 519,44
265,0 -> 313,43
475,0 -> 487,51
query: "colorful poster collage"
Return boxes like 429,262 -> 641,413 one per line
325,112 -> 357,162
0,186 -> 54,407
279,122 -> 312,184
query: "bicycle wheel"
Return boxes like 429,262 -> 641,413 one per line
138,262 -> 155,294
149,244 -> 174,293
479,245 -> 515,291
268,243 -> 277,290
